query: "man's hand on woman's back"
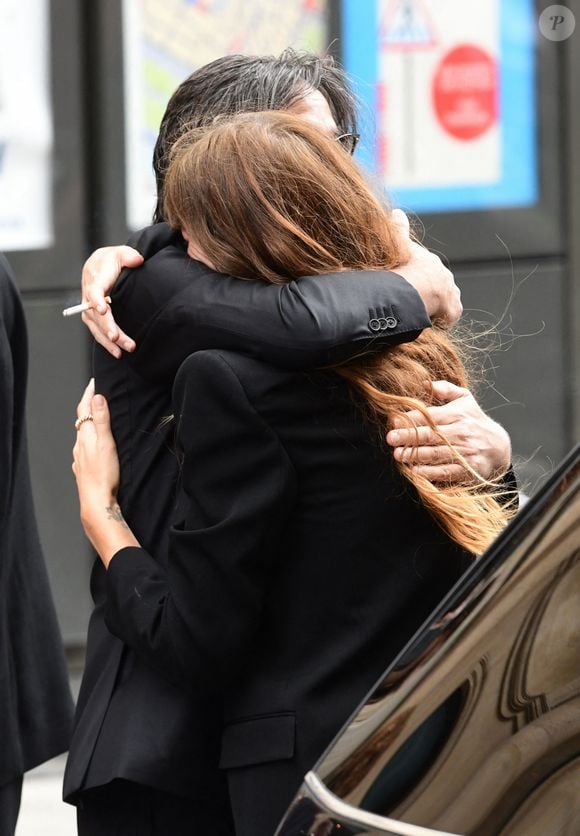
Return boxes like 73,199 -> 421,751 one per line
386,381 -> 512,483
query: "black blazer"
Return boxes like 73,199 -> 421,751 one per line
64,223 -> 431,808
104,349 -> 473,836
0,255 -> 73,787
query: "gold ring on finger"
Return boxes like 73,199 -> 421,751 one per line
75,414 -> 94,431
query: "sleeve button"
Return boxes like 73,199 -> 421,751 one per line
385,316 -> 398,329
369,318 -> 381,332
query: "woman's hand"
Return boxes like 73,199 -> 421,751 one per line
80,246 -> 143,358
72,380 -> 139,566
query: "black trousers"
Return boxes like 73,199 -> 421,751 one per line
76,779 -> 234,836
0,776 -> 23,836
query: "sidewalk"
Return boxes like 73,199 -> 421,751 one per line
15,755 -> 76,836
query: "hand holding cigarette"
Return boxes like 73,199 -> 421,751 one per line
77,245 -> 143,357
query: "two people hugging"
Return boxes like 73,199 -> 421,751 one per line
67,51 -> 515,836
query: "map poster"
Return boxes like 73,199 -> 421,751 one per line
123,0 -> 329,230
0,0 -> 53,250
341,0 -> 537,213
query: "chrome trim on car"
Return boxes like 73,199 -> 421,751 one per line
302,771 -> 459,835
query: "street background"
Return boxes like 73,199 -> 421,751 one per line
1,0 -> 579,829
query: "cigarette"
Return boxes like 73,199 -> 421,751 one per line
62,296 -> 111,317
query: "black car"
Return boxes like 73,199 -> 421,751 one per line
277,445 -> 580,836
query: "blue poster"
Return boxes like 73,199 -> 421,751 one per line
341,0 -> 538,213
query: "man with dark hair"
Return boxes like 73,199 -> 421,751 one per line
66,50 -> 511,834
152,50 -> 360,222
0,255 -> 73,835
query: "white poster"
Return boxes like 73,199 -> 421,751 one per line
0,0 -> 53,250
123,0 -> 329,231
343,0 -> 536,212
378,0 -> 500,190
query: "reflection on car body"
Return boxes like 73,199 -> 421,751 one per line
277,444 -> 580,835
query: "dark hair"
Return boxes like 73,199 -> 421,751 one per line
163,111 -> 516,555
152,49 -> 358,222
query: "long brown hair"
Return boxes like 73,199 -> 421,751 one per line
163,111 -> 515,555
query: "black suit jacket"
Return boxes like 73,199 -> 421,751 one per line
64,223 -> 431,807
0,255 -> 73,787
104,349 -> 473,836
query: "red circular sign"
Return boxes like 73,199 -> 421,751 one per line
432,44 -> 497,141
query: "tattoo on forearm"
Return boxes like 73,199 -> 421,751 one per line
106,503 -> 129,528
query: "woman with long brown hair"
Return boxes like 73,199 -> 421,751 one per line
162,110 -> 512,554
72,111 -> 515,835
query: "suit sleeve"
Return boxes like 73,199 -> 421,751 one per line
121,224 -> 430,380
104,351 -> 297,693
